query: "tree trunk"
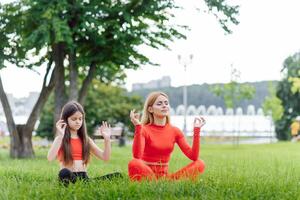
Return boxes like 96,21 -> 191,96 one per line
0,75 -> 21,158
78,63 -> 96,105
26,59 -> 55,127
16,125 -> 34,158
69,49 -> 78,101
18,61 -> 57,157
0,58 -> 56,158
0,78 -> 34,158
68,1 -> 78,101
53,43 -> 66,133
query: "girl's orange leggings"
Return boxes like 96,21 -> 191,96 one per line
128,159 -> 205,181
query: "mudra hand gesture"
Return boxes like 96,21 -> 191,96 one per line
194,117 -> 206,128
130,109 -> 141,126
99,121 -> 111,140
56,119 -> 67,137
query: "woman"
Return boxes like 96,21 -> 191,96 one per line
128,91 -> 205,181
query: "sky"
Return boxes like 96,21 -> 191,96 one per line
1,0 -> 300,98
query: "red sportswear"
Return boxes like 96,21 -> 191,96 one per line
133,124 -> 200,163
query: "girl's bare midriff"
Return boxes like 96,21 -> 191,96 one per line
60,160 -> 87,172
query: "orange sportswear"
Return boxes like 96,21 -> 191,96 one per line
57,138 -> 83,161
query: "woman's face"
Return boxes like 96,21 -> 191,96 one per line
67,111 -> 83,132
149,95 -> 170,118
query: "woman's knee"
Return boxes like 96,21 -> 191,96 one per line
194,159 -> 205,173
128,159 -> 144,169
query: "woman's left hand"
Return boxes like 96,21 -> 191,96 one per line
194,117 -> 206,128
99,121 -> 111,140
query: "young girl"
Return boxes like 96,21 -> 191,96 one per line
128,91 -> 206,181
47,101 -> 121,185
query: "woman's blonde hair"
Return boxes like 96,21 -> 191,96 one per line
141,91 -> 171,125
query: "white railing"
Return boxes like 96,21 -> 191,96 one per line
172,115 -> 275,137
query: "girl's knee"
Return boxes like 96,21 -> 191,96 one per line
58,168 -> 75,185
58,168 -> 72,179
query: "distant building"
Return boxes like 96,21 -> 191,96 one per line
132,76 -> 171,91
0,92 -> 39,134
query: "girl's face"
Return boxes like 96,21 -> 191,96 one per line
148,95 -> 169,118
67,111 -> 83,132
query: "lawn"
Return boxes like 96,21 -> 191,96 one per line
0,140 -> 300,199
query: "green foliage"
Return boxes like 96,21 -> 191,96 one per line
204,0 -> 239,34
262,83 -> 283,122
0,2 -> 23,68
0,1 -> 69,68
1,0 -> 240,158
84,80 -> 143,136
288,71 -> 300,94
0,0 -> 240,83
35,94 -> 54,139
73,0 -> 187,82
276,52 -> 300,140
211,67 -> 255,110
211,82 -> 255,109
36,82 -> 142,139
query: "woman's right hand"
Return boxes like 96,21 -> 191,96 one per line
130,109 -> 141,126
56,119 -> 66,137
194,117 -> 206,128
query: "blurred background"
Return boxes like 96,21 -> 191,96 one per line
1,0 -> 300,158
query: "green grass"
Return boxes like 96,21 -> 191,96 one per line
1,141 -> 300,199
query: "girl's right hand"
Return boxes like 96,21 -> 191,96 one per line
99,121 -> 111,140
56,119 -> 67,137
130,110 -> 141,126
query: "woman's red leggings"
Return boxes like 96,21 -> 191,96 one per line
128,159 -> 205,181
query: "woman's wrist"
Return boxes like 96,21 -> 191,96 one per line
193,127 -> 200,134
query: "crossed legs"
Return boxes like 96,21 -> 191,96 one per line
128,159 -> 205,181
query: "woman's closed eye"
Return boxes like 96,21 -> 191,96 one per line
156,101 -> 168,105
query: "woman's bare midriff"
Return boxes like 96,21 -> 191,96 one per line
60,160 -> 87,172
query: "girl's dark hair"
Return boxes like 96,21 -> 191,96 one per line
60,101 -> 90,165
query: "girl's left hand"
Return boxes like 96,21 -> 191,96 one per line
194,117 -> 206,128
99,121 -> 111,140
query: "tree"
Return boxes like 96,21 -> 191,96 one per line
36,81 -> 143,139
276,52 -> 300,140
0,0 -> 239,158
211,67 -> 255,110
262,82 -> 283,123
211,66 -> 255,145
13,0 -> 240,129
0,2 -> 57,158
85,81 -> 143,135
